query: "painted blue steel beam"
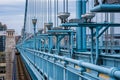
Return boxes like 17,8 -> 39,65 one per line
48,36 -> 53,52
60,22 -> 120,27
47,30 -> 75,55
97,26 -> 109,38
76,0 -> 86,52
60,22 -> 119,62
91,4 -> 120,12
70,32 -> 74,57
95,27 -> 99,64
37,34 -> 49,36
47,30 -> 74,33
76,0 -> 82,51
47,29 -> 75,56
90,27 -> 94,64
93,26 -> 103,36
48,30 -> 74,57
82,0 -> 86,51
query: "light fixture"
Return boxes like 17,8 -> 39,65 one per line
57,12 -> 70,23
32,18 -> 37,26
81,13 -> 95,22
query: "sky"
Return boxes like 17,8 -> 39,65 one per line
0,0 -> 76,35
0,0 -> 120,35
0,0 -> 25,35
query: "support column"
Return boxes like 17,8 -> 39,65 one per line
76,0 -> 82,51
95,27 -> 99,64
76,0 -> 86,51
90,28 -> 94,63
49,36 -> 53,53
82,0 -> 86,51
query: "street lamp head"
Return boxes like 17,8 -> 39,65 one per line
81,13 -> 95,22
57,12 -> 70,23
32,18 -> 37,26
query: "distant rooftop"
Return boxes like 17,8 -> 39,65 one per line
6,29 -> 15,32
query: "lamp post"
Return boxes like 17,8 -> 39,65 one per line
32,18 -> 37,35
32,18 -> 37,65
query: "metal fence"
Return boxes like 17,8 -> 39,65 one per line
17,46 -> 120,80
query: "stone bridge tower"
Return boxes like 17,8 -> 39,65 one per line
5,29 -> 15,80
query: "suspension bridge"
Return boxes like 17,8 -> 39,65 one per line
16,0 -> 120,80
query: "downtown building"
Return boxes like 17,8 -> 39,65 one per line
0,22 -> 7,80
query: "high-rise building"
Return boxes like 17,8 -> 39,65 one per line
0,22 -> 7,80
0,22 -> 7,52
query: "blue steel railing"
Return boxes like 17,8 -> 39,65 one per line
17,46 -> 120,80
17,0 -> 120,80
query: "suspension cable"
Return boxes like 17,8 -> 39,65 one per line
43,1 -> 46,23
63,0 -> 65,12
47,0 -> 49,22
105,13 -> 109,53
41,0 -> 44,27
30,0 -> 32,33
50,0 -> 52,21
33,0 -> 35,17
54,0 -> 56,27
23,0 -> 28,37
35,0 -> 37,17
56,0 -> 58,26
87,0 -> 89,12
66,0 -> 68,12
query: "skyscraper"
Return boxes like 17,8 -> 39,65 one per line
0,22 -> 7,52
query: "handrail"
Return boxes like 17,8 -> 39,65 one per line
22,48 -> 120,79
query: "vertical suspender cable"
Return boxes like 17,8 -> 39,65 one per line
35,0 -> 37,17
35,0 -> 37,32
43,1 -> 46,23
40,0 -> 41,26
30,0 -> 32,33
66,0 -> 68,12
63,0 -> 65,12
105,13 -> 108,54
42,0 -> 43,24
29,0 -> 30,33
56,0 -> 58,26
48,0 -> 50,22
48,0 -> 51,22
41,0 -> 43,27
33,0 -> 35,17
105,13 -> 108,22
110,13 -> 114,54
50,0 -> 52,21
47,0 -> 49,22
54,0 -> 56,27
88,0 -> 89,12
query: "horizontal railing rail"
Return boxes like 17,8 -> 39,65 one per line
17,47 -> 120,80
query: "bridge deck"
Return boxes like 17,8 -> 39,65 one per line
15,53 -> 31,80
